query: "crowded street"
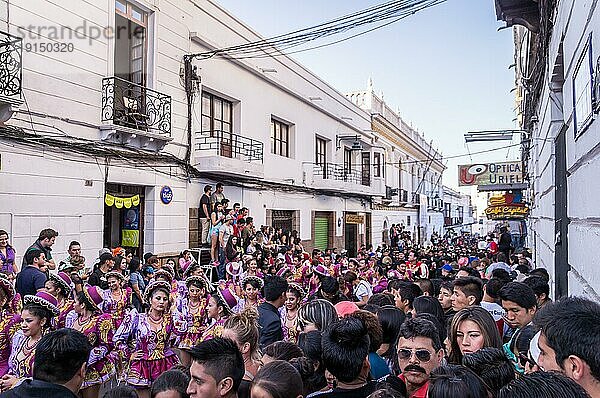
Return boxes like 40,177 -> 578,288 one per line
1,0 -> 599,398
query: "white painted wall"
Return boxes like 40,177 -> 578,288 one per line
516,2 -> 600,299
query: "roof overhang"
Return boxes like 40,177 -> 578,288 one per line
494,0 -> 540,33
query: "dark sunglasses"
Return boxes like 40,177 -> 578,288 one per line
518,352 -> 538,369
398,349 -> 432,362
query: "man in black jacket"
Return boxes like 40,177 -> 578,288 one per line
498,226 -> 513,261
0,328 -> 91,397
258,276 -> 288,349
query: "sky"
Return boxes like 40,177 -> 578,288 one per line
216,0 -> 518,188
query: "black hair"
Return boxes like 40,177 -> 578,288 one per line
102,385 -> 139,398
151,369 -> 190,398
297,330 -> 323,363
462,347 -> 514,395
38,228 -> 58,240
321,317 -> 370,383
25,248 -> 44,265
263,276 -> 288,302
204,185 -> 212,193
243,278 -> 262,290
289,356 -> 327,397
498,282 -> 537,310
76,291 -> 98,313
534,296 -> 600,382
320,276 -> 339,295
415,313 -> 446,348
263,341 -> 303,361
497,252 -> 507,263
68,241 -> 80,250
367,293 -> 395,307
428,365 -> 490,398
484,277 -> 507,300
375,305 -> 405,375
452,277 -> 484,305
387,280 -> 422,309
398,317 -> 442,352
413,296 -> 446,327
523,275 -> 550,298
491,268 -> 511,282
414,279 -> 435,296
458,266 -> 480,278
22,303 -> 54,331
253,360 -> 303,398
350,310 -> 383,352
528,267 -> 550,282
187,337 -> 244,391
128,257 -> 141,273
33,328 -> 92,384
216,182 -> 223,189
498,371 -> 590,398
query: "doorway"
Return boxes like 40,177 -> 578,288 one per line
345,219 -> 358,257
103,183 -> 144,256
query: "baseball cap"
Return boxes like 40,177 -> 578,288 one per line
441,264 -> 453,272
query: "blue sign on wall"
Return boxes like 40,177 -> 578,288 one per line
160,186 -> 173,204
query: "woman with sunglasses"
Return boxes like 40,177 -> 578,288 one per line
447,306 -> 502,365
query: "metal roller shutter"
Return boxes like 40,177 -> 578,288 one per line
314,217 -> 329,250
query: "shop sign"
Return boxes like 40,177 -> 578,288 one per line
160,186 -> 173,204
485,193 -> 529,220
105,194 -> 140,209
458,161 -> 523,187
345,214 -> 365,224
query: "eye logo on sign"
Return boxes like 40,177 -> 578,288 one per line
160,186 -> 173,204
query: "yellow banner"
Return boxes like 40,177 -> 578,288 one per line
105,194 -> 140,208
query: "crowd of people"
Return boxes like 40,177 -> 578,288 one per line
0,186 -> 598,398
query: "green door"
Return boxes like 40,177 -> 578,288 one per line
314,217 -> 329,251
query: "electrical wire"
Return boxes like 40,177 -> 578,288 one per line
188,0 -> 446,61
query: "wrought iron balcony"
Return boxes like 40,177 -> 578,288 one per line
0,31 -> 22,100
313,162 -> 370,186
101,76 -> 171,136
195,130 -> 263,163
0,31 -> 23,123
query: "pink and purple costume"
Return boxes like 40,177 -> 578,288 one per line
102,287 -> 132,329
65,311 -> 115,388
175,296 -> 208,349
114,310 -> 181,388
0,310 -> 20,377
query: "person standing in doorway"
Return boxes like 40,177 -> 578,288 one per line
199,185 -> 212,248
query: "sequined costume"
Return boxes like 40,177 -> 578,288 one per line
114,309 -> 182,388
102,287 -> 132,329
7,330 -> 36,378
0,310 -> 20,376
56,298 -> 74,329
279,307 -> 299,344
199,317 -> 227,342
65,311 -> 115,388
175,296 -> 208,349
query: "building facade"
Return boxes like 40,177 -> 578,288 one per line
496,0 -> 600,299
347,81 -> 445,248
442,186 -> 475,235
0,0 -> 402,263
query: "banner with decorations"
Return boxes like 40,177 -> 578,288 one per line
105,194 -> 140,209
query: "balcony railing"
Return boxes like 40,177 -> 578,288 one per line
196,130 -> 263,162
101,76 -> 171,135
0,31 -> 22,99
314,162 -> 370,186
400,189 -> 409,203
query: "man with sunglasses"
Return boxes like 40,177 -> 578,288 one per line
397,318 -> 444,398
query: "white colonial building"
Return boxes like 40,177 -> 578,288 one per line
496,0 -> 600,299
0,0 -> 415,262
347,81 -> 445,248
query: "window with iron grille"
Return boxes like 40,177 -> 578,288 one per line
271,119 -> 290,157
